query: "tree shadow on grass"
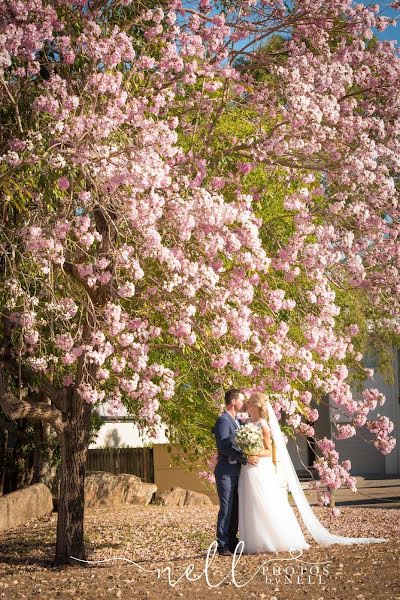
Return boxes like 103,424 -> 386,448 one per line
0,543 -> 56,569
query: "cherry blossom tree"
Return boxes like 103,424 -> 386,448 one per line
0,0 -> 399,563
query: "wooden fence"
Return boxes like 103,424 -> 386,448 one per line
86,447 -> 154,483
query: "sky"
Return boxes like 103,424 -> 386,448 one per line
182,1 -> 400,48
367,2 -> 400,45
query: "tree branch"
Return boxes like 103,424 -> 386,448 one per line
0,370 -> 64,438
62,261 -> 95,297
1,359 -> 65,412
0,77 -> 24,134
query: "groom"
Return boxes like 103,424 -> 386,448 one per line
212,388 -> 260,556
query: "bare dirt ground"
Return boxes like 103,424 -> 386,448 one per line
0,504 -> 399,600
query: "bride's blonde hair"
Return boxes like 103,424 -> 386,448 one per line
248,392 -> 269,420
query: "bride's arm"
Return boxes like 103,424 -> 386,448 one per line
251,424 -> 272,457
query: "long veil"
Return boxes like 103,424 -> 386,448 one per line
266,400 -> 389,546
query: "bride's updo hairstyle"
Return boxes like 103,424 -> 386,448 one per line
249,392 -> 269,420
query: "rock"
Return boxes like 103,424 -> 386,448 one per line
155,486 -> 213,507
0,483 -> 53,532
156,487 -> 187,506
184,489 -> 213,507
84,471 -> 157,508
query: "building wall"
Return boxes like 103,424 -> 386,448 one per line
329,345 -> 399,476
313,396 -> 331,441
386,348 -> 400,475
153,444 -> 219,504
333,425 -> 386,475
153,444 -> 287,505
89,420 -> 168,449
286,435 -> 310,471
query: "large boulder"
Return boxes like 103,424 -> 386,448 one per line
0,483 -> 53,532
185,489 -> 213,507
156,486 -> 187,506
84,471 -> 157,508
155,486 -> 213,507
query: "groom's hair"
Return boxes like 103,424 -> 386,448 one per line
224,388 -> 243,406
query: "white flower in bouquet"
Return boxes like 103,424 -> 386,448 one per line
235,422 -> 264,457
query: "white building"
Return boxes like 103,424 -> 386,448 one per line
89,402 -> 169,448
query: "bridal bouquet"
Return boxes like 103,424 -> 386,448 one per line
235,423 -> 264,457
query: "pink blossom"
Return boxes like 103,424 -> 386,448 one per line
58,177 -> 70,190
77,382 -> 104,404
118,282 -> 136,298
2,0 -> 399,491
333,424 -> 356,440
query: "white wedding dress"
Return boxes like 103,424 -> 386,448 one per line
238,418 -> 310,553
238,404 -> 389,554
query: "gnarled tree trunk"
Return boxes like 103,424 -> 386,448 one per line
55,390 -> 92,565
0,426 -> 8,496
0,367 -> 94,565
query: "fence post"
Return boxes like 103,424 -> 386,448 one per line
144,449 -> 149,483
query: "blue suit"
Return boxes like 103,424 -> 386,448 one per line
212,411 -> 248,552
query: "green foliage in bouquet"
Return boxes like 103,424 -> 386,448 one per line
235,423 -> 265,457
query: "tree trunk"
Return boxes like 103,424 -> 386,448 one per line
0,427 -> 8,496
54,392 -> 91,566
33,421 -> 45,483
13,420 -> 32,489
0,342 -> 93,566
32,420 -> 57,487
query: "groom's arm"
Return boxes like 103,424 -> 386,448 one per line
214,418 -> 248,465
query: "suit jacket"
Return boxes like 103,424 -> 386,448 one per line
212,411 -> 248,469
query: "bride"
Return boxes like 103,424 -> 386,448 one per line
237,392 -> 389,554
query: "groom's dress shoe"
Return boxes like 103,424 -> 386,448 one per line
218,548 -> 233,556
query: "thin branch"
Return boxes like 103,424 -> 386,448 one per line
0,77 -> 24,134
62,261 -> 96,298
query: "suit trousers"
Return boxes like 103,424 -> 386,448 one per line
214,461 -> 240,551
